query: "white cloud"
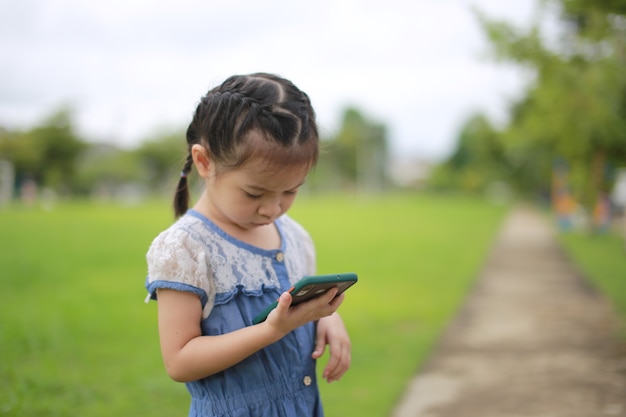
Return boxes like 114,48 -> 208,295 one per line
0,0 -> 538,160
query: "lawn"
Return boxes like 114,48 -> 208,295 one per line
558,226 -> 626,329
0,193 -> 508,416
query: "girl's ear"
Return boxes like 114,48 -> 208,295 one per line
191,144 -> 212,179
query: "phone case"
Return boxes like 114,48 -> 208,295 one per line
252,272 -> 358,324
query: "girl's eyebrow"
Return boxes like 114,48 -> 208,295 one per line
246,181 -> 306,192
246,185 -> 269,193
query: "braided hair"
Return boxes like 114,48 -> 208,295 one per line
173,73 -> 319,217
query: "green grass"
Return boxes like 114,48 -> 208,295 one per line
558,228 -> 626,326
0,201 -> 187,416
0,194 -> 508,416
291,194 -> 507,415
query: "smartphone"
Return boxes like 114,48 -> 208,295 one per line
252,272 -> 358,324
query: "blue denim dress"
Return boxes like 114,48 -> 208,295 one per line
146,210 -> 323,417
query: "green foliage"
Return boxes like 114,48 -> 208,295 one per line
135,130 -> 187,190
0,108 -> 86,194
73,144 -> 144,195
428,113 -> 511,193
470,0 -> 626,214
0,105 -> 389,199
72,129 -> 186,198
0,194 -> 507,417
446,114 -> 500,169
558,0 -> 626,39
323,108 -> 390,192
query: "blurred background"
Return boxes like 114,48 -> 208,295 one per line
1,0 -> 625,416
1,0 -> 625,225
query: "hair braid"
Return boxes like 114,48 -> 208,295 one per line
173,151 -> 194,218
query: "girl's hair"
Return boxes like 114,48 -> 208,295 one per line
173,73 -> 319,217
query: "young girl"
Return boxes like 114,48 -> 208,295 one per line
145,73 -> 351,417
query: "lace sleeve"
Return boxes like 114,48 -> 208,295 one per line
145,228 -> 216,318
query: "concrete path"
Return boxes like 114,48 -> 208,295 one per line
391,206 -> 626,417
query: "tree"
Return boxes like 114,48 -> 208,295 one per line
73,144 -> 144,196
326,107 -> 390,192
475,0 -> 626,217
135,129 -> 187,193
429,113 -> 509,192
0,108 -> 87,195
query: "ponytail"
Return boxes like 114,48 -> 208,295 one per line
173,153 -> 194,218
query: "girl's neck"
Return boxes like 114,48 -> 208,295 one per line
236,224 -> 281,251
192,204 -> 281,251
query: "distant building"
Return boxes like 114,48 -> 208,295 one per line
388,157 -> 433,188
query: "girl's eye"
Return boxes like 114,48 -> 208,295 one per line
245,192 -> 262,199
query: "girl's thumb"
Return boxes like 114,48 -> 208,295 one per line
275,291 -> 292,314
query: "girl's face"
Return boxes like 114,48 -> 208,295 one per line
198,151 -> 310,234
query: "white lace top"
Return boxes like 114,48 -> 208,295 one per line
145,209 -> 316,319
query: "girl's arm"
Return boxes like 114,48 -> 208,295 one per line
156,287 -> 343,382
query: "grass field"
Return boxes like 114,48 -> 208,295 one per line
558,227 -> 626,329
0,193 -> 508,416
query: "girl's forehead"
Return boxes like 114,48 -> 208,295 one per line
234,129 -> 317,175
237,159 -> 309,189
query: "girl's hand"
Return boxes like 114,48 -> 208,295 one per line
265,288 -> 344,336
312,312 -> 351,383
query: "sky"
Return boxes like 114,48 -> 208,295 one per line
0,0 -> 540,161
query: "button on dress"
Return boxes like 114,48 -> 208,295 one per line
145,210 -> 323,417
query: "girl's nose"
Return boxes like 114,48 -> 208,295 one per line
258,201 -> 281,219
